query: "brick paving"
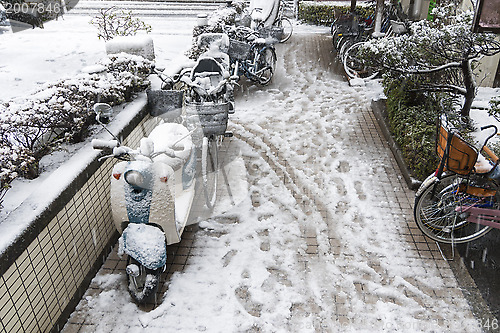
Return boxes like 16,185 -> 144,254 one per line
62,33 -> 488,332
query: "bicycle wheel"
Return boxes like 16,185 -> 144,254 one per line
201,135 -> 219,209
276,17 -> 293,43
334,35 -> 346,52
330,21 -> 337,36
414,174 -> 495,244
343,42 -> 379,80
255,46 -> 277,86
338,37 -> 354,60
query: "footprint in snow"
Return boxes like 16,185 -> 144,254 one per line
337,160 -> 351,173
335,201 -> 349,215
257,229 -> 270,252
222,249 -> 238,267
332,177 -> 347,196
234,285 -> 263,317
354,181 -> 367,200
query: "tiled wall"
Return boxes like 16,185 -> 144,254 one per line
0,106 -> 161,333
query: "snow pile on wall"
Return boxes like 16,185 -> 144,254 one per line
106,35 -> 155,61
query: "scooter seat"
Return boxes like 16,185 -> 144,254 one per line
148,123 -> 193,171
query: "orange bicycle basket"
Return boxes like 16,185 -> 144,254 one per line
436,124 -> 478,175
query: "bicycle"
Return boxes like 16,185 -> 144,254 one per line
227,26 -> 277,86
273,0 -> 293,43
414,116 -> 500,244
336,2 -> 409,80
331,10 -> 372,60
342,41 -> 379,80
248,0 -> 292,43
152,38 -> 237,209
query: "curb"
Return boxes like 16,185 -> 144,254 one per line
370,98 -> 422,191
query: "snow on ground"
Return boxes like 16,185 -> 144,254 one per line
65,27 -> 482,332
0,15 -> 195,101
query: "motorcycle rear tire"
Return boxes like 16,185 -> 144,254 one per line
127,256 -> 161,304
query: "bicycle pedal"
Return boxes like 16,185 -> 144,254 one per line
224,132 -> 233,138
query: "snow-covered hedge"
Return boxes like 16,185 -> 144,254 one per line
0,53 -> 153,205
383,78 -> 446,180
489,96 -> 500,120
298,1 -> 374,26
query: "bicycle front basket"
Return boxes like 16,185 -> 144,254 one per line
389,20 -> 407,35
147,89 -> 184,119
185,102 -> 229,139
258,26 -> 283,42
436,124 -> 478,175
228,39 -> 252,61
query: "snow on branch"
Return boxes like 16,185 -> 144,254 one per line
90,6 -> 152,41
358,5 -> 500,119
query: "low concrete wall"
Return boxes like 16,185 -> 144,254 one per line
0,94 -> 161,333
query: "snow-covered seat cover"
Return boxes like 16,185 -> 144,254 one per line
474,153 -> 495,174
148,123 -> 193,171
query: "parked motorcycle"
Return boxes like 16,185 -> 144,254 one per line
92,101 -> 196,304
90,32 -> 237,304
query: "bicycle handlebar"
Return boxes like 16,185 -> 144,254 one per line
480,124 -> 499,163
480,124 -> 498,144
480,124 -> 498,132
151,66 -> 175,86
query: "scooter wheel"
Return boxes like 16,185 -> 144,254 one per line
126,256 -> 161,304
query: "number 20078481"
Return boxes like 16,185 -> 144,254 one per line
3,1 -> 61,15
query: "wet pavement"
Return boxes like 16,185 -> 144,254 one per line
456,229 -> 500,324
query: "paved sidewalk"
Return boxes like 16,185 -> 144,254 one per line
62,33 -> 487,332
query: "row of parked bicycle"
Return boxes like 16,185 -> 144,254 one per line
330,2 -> 408,80
328,4 -> 500,246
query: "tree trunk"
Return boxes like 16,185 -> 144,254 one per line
460,59 -> 477,120
351,0 -> 357,12
373,0 -> 385,36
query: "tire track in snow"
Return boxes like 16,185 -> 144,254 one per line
230,122 -> 353,330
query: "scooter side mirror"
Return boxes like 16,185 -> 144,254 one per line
94,103 -> 113,124
93,103 -> 122,146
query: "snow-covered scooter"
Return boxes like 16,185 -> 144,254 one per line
92,102 -> 196,304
